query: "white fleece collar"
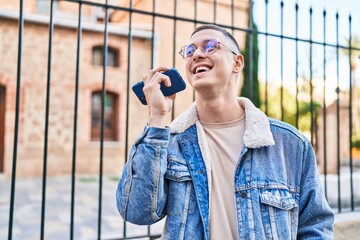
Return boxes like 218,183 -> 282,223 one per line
170,97 -> 275,148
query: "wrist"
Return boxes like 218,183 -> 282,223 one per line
148,114 -> 168,128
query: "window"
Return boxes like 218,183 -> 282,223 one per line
91,91 -> 118,141
92,46 -> 119,67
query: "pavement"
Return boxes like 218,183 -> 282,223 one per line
0,175 -> 164,240
1,169 -> 360,240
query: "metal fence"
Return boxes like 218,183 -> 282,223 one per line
4,0 -> 360,239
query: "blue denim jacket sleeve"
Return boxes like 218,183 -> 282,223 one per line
297,139 -> 334,239
116,126 -> 170,225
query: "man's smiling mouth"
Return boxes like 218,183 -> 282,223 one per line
195,66 -> 210,74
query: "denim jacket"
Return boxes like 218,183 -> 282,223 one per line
116,98 -> 334,239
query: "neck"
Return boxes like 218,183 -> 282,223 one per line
196,96 -> 244,123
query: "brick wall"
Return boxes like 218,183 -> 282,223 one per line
0,0 -> 249,177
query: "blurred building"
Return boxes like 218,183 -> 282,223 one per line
317,99 -> 360,174
0,0 -> 249,177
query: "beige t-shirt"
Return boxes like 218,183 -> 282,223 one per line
201,116 -> 245,239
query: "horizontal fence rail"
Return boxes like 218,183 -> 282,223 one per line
2,0 -> 359,239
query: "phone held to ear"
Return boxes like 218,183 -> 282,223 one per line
132,68 -> 186,105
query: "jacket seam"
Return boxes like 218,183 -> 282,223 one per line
151,145 -> 161,221
235,183 -> 300,193
269,120 -> 305,143
123,155 -> 133,221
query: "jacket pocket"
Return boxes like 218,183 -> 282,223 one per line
165,157 -> 192,182
165,156 -> 196,216
260,188 -> 298,240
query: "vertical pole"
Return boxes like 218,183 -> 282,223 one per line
295,3 -> 299,129
335,12 -> 341,212
213,0 -> 217,24
248,1 -> 253,100
265,0 -> 269,115
98,1 -> 109,238
192,0 -> 198,102
309,7 -> 314,146
280,1 -> 284,121
322,9 -> 328,199
171,0 -> 178,121
123,0 -> 133,236
151,0 -> 156,69
40,0 -> 55,238
8,0 -> 24,238
148,0 -> 156,235
231,0 -> 235,35
70,3 -> 82,239
348,14 -> 354,211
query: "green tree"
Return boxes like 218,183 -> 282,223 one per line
263,84 -> 321,134
240,22 -> 260,108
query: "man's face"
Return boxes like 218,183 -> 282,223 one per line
184,29 -> 241,96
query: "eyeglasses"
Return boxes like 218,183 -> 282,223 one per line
179,39 -> 238,61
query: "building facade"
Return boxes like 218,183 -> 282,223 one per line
0,0 -> 249,177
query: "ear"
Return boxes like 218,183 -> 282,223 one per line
233,54 -> 244,73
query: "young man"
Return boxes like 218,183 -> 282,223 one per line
116,24 -> 334,239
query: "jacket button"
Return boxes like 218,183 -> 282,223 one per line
199,170 -> 203,175
240,192 -> 247,198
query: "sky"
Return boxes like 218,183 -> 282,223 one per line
252,0 -> 360,102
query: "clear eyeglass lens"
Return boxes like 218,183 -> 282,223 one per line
204,40 -> 218,55
182,45 -> 193,59
182,39 -> 219,59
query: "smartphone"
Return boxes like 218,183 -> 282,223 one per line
132,68 -> 186,105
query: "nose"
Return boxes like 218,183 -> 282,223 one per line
192,47 -> 206,61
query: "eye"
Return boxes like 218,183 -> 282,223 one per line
204,40 -> 218,54
184,45 -> 195,58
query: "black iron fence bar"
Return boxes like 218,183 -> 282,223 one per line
123,0 -> 134,236
98,1 -> 110,238
171,0 -> 177,121
264,0 -> 268,115
7,0 -> 24,239
70,3 -> 82,240
280,1 -> 284,121
147,0 -> 156,236
322,10 -> 328,199
335,12 -> 341,212
231,0 -> 235,34
309,7 -> 314,147
348,15 -> 354,211
192,0 -> 198,102
248,1 -> 254,100
194,0 -> 198,28
295,3 -> 299,129
213,0 -> 217,24
60,0 -> 360,52
151,0 -> 156,69
40,0 -> 55,239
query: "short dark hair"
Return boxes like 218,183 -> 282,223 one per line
191,24 -> 240,54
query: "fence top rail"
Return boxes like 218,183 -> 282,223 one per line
60,0 -> 359,51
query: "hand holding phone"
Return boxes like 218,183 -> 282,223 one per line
132,68 -> 186,105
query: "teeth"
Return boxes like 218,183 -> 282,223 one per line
195,66 -> 210,74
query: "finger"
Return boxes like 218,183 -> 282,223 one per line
143,66 -> 169,84
149,72 -> 171,87
160,73 -> 172,87
149,66 -> 169,76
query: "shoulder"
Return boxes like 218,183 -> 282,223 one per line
268,118 -> 307,144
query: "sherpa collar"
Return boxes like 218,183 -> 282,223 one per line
170,97 -> 275,148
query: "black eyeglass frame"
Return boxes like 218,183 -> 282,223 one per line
178,39 -> 238,61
